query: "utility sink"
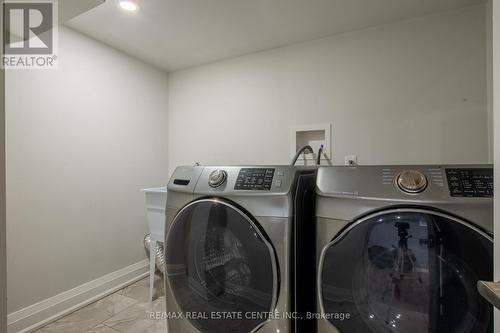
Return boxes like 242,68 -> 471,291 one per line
141,187 -> 167,239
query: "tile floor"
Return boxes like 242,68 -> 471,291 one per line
34,277 -> 167,333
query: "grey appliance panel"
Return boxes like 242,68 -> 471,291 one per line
317,165 -> 492,201
192,165 -> 298,218
194,193 -> 295,218
167,165 -> 204,193
164,165 -> 297,333
195,166 -> 297,195
316,165 -> 493,233
315,165 -> 493,333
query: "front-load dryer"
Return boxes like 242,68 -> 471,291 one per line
315,165 -> 493,333
164,165 -> 308,333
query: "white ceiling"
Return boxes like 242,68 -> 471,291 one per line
60,0 -> 105,23
66,0 -> 484,72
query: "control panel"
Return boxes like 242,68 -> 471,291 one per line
446,168 -> 493,198
235,168 -> 275,190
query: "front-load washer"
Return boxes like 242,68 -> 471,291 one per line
315,165 -> 493,333
164,165 -> 309,333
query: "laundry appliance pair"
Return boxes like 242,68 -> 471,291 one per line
163,164 -> 493,333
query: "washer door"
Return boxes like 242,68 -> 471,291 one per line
165,198 -> 278,333
319,209 -> 492,333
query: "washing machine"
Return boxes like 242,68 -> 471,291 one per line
164,165 -> 312,333
315,165 -> 493,333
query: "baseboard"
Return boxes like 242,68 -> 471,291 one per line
7,259 -> 149,333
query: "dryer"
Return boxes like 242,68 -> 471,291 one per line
164,165 -> 307,333
315,165 -> 493,333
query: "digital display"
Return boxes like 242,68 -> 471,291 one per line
446,168 -> 493,198
234,168 -> 275,190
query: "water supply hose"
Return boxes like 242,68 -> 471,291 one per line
291,145 -> 314,165
317,145 -> 324,165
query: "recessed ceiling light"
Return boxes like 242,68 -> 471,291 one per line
119,0 -> 139,12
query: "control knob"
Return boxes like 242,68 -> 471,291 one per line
208,169 -> 228,188
397,170 -> 428,194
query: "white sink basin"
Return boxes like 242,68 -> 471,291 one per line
141,187 -> 167,238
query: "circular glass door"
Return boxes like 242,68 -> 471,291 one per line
165,198 -> 278,333
320,209 -> 493,333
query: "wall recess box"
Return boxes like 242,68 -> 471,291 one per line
290,124 -> 331,162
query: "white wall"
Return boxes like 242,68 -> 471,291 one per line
168,5 -> 488,171
6,27 -> 169,314
488,1 -> 494,163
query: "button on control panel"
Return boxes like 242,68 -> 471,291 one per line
397,170 -> 428,194
235,168 -> 275,190
446,168 -> 493,197
208,169 -> 228,188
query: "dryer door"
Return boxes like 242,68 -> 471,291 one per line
319,209 -> 492,333
165,198 -> 278,333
